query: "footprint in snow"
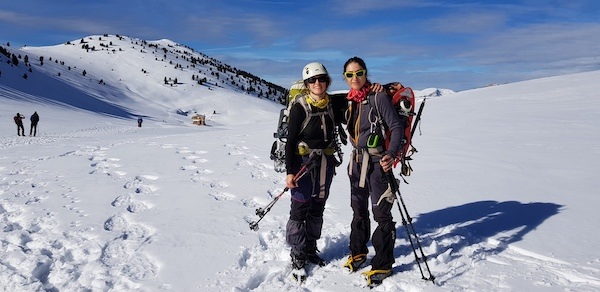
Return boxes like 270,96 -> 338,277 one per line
180,165 -> 198,170
183,155 -> 201,160
123,176 -> 158,194
208,191 -> 236,201
112,194 -> 132,207
176,148 -> 193,154
159,144 -> 177,149
127,201 -> 150,213
195,168 -> 213,174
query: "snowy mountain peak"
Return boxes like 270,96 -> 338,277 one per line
1,34 -> 287,123
415,87 -> 455,98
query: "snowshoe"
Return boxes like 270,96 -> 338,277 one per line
291,267 -> 307,284
343,253 -> 367,272
362,269 -> 392,288
270,140 -> 286,173
290,252 -> 307,283
273,159 -> 285,173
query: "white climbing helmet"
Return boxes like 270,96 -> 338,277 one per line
302,62 -> 329,80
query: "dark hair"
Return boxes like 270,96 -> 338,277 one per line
343,56 -> 368,73
343,56 -> 370,83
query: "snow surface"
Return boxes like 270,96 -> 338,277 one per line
1,36 -> 600,291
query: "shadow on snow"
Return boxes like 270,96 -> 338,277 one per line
392,200 -> 563,278
318,200 -> 562,282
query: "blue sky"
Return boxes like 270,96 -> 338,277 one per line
1,0 -> 599,91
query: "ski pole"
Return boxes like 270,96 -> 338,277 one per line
398,98 -> 426,179
249,159 -> 317,231
411,98 -> 426,138
386,171 -> 435,283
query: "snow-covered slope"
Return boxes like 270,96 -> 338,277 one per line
2,35 -> 287,124
1,36 -> 600,291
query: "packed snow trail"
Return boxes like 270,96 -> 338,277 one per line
3,70 -> 600,291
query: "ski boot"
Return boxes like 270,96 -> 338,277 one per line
306,252 -> 326,267
342,253 -> 367,272
305,244 -> 326,267
362,269 -> 392,287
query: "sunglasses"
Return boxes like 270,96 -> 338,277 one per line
344,69 -> 366,78
307,75 -> 329,84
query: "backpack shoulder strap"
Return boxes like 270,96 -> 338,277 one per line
294,94 -> 313,133
367,92 -> 384,125
296,94 -> 336,136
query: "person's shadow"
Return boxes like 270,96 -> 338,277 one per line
320,200 -> 562,284
391,200 -> 563,282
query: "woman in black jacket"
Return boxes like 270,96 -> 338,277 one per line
284,62 -> 340,279
30,111 -> 39,136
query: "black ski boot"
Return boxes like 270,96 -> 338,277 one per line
305,244 -> 326,267
306,252 -> 326,267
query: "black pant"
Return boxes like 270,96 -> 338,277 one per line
286,199 -> 326,257
17,123 -> 25,136
286,154 -> 335,257
348,158 -> 396,270
30,122 -> 38,136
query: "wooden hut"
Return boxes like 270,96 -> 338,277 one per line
192,114 -> 206,125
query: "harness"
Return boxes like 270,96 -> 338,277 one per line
292,94 -> 338,198
346,93 -> 386,188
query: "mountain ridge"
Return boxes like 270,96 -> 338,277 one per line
1,34 -> 455,123
1,34 -> 288,121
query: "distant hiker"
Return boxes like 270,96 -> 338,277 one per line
137,117 -> 143,127
30,111 -> 39,136
284,62 -> 347,281
13,113 -> 25,136
342,56 -> 405,285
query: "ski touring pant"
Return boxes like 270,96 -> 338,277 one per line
286,154 -> 335,258
348,153 -> 396,270
16,123 -> 24,136
30,122 -> 38,136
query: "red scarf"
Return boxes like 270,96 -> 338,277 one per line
346,83 -> 371,103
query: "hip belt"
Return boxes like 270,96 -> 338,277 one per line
350,146 -> 384,188
298,143 -> 334,199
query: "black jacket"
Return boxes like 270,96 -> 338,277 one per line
31,112 -> 39,124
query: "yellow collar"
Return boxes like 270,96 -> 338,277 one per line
306,94 -> 329,109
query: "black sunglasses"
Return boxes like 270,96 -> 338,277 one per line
306,76 -> 329,84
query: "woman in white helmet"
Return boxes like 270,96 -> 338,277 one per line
284,62 -> 340,280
